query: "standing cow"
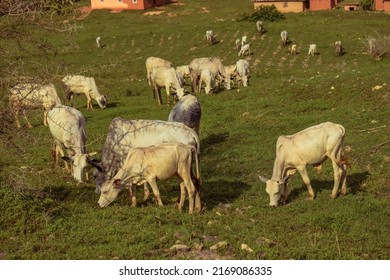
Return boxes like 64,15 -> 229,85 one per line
98,143 -> 200,214
9,83 -> 62,128
235,59 -> 250,87
145,56 -> 172,87
62,75 -> 107,109
259,122 -> 347,206
150,66 -> 185,106
47,105 -> 95,183
90,118 -> 202,211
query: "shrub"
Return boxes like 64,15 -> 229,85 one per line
237,5 -> 285,22
360,0 -> 373,11
363,33 -> 390,59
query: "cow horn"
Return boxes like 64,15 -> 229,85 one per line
88,151 -> 97,156
259,175 -> 268,183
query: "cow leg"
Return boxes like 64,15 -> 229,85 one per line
143,182 -> 150,202
22,109 -> 33,128
165,85 -> 170,106
14,110 -> 21,129
43,110 -> 48,126
331,160 -> 346,198
177,182 -> 186,211
147,178 -> 163,206
155,87 -> 162,106
297,168 -> 315,200
129,184 -> 137,207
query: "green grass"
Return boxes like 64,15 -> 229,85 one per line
0,0 -> 389,260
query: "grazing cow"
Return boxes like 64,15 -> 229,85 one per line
62,75 -> 107,110
198,69 -> 215,95
290,44 -> 297,55
259,122 -> 347,207
238,43 -> 251,57
235,38 -> 241,50
96,36 -> 101,48
206,30 -> 216,45
235,59 -> 250,87
176,65 -> 191,80
224,64 -> 237,89
256,20 -> 263,33
169,94 -> 201,135
308,44 -> 317,56
98,143 -> 200,214
9,83 -> 62,128
47,105 -> 95,183
280,30 -> 288,46
91,118 -> 202,211
145,56 -> 172,86
189,57 -> 230,93
150,66 -> 185,105
241,35 -> 248,46
335,41 -> 343,56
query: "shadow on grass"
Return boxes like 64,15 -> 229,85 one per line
201,132 -> 229,151
288,171 -> 370,203
200,179 -> 251,210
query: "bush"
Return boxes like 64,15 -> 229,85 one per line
363,33 -> 390,59
237,5 -> 285,22
360,0 -> 373,11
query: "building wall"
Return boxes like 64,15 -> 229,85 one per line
375,0 -> 384,10
309,0 -> 335,10
91,0 -> 168,10
254,2 -> 305,13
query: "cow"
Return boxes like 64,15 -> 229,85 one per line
189,57 -> 230,93
256,21 -> 263,33
198,69 -> 215,95
96,36 -> 101,48
235,59 -> 250,87
98,143 -> 200,214
145,56 -> 172,87
308,44 -> 317,56
335,41 -> 343,56
224,64 -> 237,89
150,66 -> 185,105
290,44 -> 297,55
280,30 -> 288,46
238,43 -> 251,57
9,83 -> 62,128
62,75 -> 107,110
235,38 -> 241,50
47,105 -> 95,183
206,30 -> 216,45
168,94 -> 201,135
91,118 -> 202,211
259,122 -> 347,207
241,35 -> 248,46
176,65 -> 191,80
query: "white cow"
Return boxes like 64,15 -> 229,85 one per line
308,44 -> 317,56
256,20 -> 264,33
96,36 -> 101,48
168,94 -> 201,135
145,56 -> 172,86
91,117 -> 202,211
189,57 -> 230,93
150,66 -> 185,105
290,44 -> 297,55
281,30 -> 288,46
238,43 -> 251,57
259,122 -> 347,206
335,41 -> 343,56
241,35 -> 248,46
98,143 -> 200,214
198,69 -> 214,95
62,75 -> 107,109
235,59 -> 250,87
206,30 -> 216,45
9,83 -> 62,128
224,64 -> 237,89
47,105 -> 95,183
235,38 -> 241,50
176,65 -> 191,80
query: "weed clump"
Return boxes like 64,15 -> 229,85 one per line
363,33 -> 390,59
237,5 -> 285,22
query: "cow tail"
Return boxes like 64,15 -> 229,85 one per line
191,145 -> 202,194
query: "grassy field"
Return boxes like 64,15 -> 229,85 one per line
0,0 -> 389,260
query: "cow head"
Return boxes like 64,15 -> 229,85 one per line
259,175 -> 289,207
63,152 -> 100,183
98,178 -> 123,207
97,95 -> 107,109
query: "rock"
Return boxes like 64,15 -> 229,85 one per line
210,241 -> 227,251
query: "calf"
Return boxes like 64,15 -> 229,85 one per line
206,30 -> 216,45
198,69 -> 214,95
259,122 -> 347,206
308,44 -> 317,56
150,66 -> 185,105
9,83 -> 61,128
335,41 -> 343,56
235,59 -> 250,87
238,43 -> 251,57
98,143 -> 201,214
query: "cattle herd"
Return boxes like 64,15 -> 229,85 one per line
8,22 -> 348,213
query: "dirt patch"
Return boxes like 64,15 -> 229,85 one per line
143,11 -> 165,16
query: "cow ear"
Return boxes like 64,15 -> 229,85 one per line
62,156 -> 72,162
113,179 -> 121,189
86,158 -> 103,172
259,175 -> 268,183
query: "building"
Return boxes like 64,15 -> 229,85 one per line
375,0 -> 390,11
343,3 -> 360,10
91,0 -> 170,10
308,0 -> 336,10
253,0 -> 307,13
